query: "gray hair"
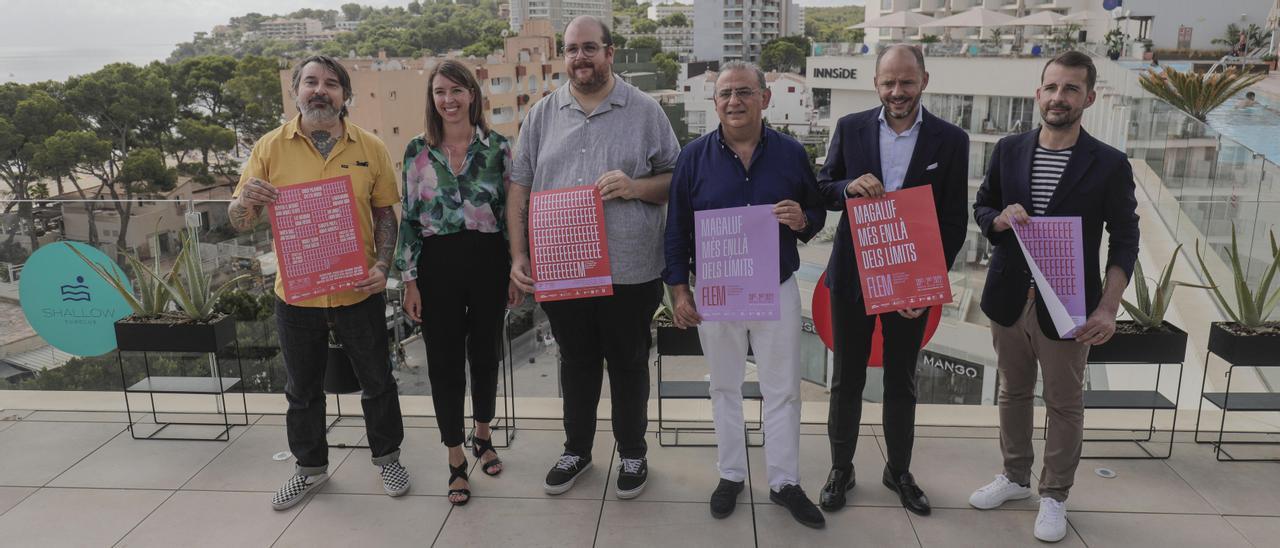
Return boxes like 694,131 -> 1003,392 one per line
718,60 -> 767,89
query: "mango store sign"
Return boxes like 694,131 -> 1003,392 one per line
18,242 -> 132,357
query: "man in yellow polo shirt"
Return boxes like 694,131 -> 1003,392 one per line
229,55 -> 408,511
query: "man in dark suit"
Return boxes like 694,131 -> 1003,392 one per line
968,51 -> 1139,543
816,44 -> 970,516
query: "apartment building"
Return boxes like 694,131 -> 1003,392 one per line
693,0 -> 798,63
508,0 -> 612,32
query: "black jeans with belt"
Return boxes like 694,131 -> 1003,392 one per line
541,279 -> 663,460
415,230 -> 509,447
827,291 -> 928,474
276,293 -> 404,475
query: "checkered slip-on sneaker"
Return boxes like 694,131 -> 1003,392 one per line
381,460 -> 411,497
271,472 -> 328,511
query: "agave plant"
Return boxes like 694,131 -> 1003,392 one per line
152,229 -> 250,322
67,242 -> 175,319
1194,227 -> 1280,329
1139,67 -> 1265,122
1120,244 -> 1213,329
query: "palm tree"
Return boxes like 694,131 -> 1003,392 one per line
1138,67 -> 1265,122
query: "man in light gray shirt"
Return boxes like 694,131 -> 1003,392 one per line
507,15 -> 680,500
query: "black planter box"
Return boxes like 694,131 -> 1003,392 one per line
115,315 -> 237,353
1207,322 -> 1280,366
656,325 -> 703,356
1088,321 -> 1188,363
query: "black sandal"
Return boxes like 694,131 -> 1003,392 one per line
471,434 -> 503,477
448,459 -> 470,506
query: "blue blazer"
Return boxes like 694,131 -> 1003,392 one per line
973,128 -> 1140,339
817,106 -> 971,299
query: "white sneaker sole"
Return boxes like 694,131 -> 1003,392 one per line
615,479 -> 646,499
1034,526 -> 1068,543
385,481 -> 410,497
969,488 -> 1032,510
272,474 -> 328,511
544,461 -> 592,495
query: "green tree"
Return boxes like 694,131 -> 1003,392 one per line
225,55 -> 285,148
629,36 -> 661,50
760,40 -> 806,73
173,55 -> 239,120
60,63 -> 178,262
177,118 -> 237,178
1212,23 -> 1273,52
0,84 -> 78,250
657,13 -> 689,28
408,1 -> 423,15
341,3 -> 364,22
633,18 -> 658,34
804,4 -> 865,43
652,52 -> 679,89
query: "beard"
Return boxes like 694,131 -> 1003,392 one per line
298,95 -> 341,124
569,61 -> 608,94
1039,101 -> 1082,129
881,94 -> 919,120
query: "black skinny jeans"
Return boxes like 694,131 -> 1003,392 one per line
276,293 -> 404,475
416,230 -> 509,447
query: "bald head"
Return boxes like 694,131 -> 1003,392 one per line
875,44 -> 925,77
565,15 -> 612,46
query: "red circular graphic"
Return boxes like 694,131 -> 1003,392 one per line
812,272 -> 941,367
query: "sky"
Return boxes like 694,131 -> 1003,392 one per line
0,0 -> 864,83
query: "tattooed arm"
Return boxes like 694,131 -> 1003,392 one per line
228,178 -> 277,231
354,205 -> 398,293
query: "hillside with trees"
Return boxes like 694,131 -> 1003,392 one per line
804,4 -> 866,44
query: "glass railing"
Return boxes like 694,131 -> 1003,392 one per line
1084,52 -> 1280,299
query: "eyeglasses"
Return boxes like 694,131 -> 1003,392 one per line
563,43 -> 608,58
715,88 -> 760,101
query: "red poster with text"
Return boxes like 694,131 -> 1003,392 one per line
269,175 -> 368,303
847,185 -> 952,315
528,185 -> 613,302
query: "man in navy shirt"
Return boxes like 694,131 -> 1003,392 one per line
664,61 -> 827,529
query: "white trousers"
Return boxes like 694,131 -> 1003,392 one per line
697,276 -> 802,491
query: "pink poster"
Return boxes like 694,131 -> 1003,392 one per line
269,175 -> 368,303
695,204 -> 780,321
847,185 -> 953,314
529,185 -> 614,302
1012,217 -> 1085,337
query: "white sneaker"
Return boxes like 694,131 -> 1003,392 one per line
969,474 -> 1033,510
1034,497 -> 1068,543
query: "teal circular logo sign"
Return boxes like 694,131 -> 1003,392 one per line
19,242 -> 133,356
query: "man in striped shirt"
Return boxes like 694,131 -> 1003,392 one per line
970,51 -> 1140,543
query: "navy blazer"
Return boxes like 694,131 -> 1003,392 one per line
817,106 -> 970,299
972,128 -> 1140,340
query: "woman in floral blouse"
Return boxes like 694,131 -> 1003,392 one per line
395,59 -> 520,506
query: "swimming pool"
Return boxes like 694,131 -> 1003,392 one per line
1120,60 -> 1280,164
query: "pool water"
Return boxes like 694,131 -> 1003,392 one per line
1120,60 -> 1280,164
1205,92 -> 1280,165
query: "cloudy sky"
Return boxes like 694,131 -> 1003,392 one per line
0,1 -> 864,82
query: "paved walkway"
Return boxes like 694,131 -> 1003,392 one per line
1,410 -> 1277,547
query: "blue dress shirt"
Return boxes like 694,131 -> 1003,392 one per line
663,125 -> 826,287
877,105 -> 924,192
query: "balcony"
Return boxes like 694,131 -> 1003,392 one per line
0,406 -> 1277,546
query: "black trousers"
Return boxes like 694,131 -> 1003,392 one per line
416,230 -> 509,447
541,279 -> 662,460
276,294 -> 404,474
827,291 -> 927,474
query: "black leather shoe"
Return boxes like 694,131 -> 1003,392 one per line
882,468 -> 931,516
709,478 -> 744,519
819,467 -> 855,511
769,484 -> 826,529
